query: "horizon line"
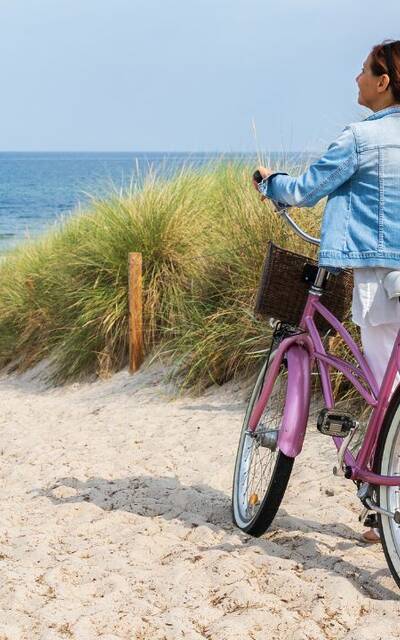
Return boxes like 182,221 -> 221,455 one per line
0,149 -> 321,155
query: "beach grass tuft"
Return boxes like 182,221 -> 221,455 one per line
0,161 -> 361,397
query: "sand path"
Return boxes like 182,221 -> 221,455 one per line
0,363 -> 399,639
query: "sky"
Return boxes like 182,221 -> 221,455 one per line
0,0 -> 399,153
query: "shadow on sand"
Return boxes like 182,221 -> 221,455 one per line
36,473 -> 399,601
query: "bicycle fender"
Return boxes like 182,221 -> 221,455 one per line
278,344 -> 311,458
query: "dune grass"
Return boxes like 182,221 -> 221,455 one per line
0,161 -> 360,397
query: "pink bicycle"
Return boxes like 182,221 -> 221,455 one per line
232,205 -> 400,588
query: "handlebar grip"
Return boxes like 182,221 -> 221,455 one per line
253,169 -> 289,213
253,170 -> 264,184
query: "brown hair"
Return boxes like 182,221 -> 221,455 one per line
370,40 -> 400,103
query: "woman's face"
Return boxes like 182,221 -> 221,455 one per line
356,53 -> 391,110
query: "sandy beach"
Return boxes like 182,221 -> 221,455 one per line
1,362 -> 400,639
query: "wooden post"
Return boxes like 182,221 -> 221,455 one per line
128,252 -> 144,373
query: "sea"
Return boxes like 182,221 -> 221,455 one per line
0,151 -> 314,253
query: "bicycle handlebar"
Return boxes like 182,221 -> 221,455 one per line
274,204 -> 321,247
252,170 -> 321,247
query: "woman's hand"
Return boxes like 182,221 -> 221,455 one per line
252,166 -> 274,200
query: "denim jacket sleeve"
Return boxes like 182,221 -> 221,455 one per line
258,126 -> 358,207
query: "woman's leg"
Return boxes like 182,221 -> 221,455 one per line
360,322 -> 400,391
359,322 -> 400,542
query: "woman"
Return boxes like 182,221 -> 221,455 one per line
254,40 -> 400,543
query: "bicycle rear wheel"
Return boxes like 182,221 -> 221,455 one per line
232,350 -> 294,536
374,384 -> 400,588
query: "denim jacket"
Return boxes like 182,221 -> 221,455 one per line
259,106 -> 400,268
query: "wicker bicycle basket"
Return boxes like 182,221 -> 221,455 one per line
254,242 -> 353,333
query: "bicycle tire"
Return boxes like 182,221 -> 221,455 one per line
373,383 -> 400,588
232,350 -> 294,537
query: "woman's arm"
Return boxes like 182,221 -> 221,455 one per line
258,126 -> 358,207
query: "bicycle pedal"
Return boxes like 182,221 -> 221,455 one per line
317,408 -> 358,438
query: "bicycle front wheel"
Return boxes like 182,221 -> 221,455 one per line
374,384 -> 400,588
232,350 -> 294,537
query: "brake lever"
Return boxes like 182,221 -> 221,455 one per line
271,200 -> 289,214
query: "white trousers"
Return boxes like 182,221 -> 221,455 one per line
360,323 -> 400,391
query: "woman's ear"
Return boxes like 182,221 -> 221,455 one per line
377,73 -> 391,93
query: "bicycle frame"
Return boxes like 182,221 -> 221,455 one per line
248,281 -> 400,488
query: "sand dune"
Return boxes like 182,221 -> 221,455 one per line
0,363 -> 399,639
